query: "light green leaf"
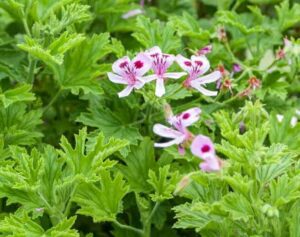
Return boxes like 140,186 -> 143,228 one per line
147,165 -> 179,202
132,16 -> 181,53
0,84 -> 35,108
74,170 -> 129,222
118,138 -> 156,192
58,128 -> 128,181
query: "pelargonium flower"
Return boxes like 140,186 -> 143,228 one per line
153,107 -> 201,154
145,46 -> 186,97
176,55 -> 221,96
107,53 -> 152,97
190,135 -> 221,172
197,45 -> 212,55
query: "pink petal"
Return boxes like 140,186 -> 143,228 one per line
176,54 -> 193,73
193,71 -> 221,84
190,82 -> 218,96
191,135 -> 215,159
199,156 -> 221,172
155,78 -> 165,97
178,145 -> 185,155
191,55 -> 210,75
163,72 -> 187,79
153,124 -> 183,138
107,72 -> 128,85
118,85 -> 134,97
112,56 -> 130,76
131,53 -> 152,76
178,107 -> 201,127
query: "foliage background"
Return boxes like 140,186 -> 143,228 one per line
0,0 -> 299,236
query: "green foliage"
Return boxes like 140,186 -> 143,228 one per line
74,170 -> 129,222
132,16 -> 181,53
0,0 -> 299,236
148,165 -> 179,202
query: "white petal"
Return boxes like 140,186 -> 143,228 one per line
190,82 -> 218,96
163,72 -> 187,79
131,53 -> 152,76
155,78 -> 165,97
140,74 -> 157,82
122,9 -> 144,19
191,55 -> 210,74
178,107 -> 201,127
112,56 -> 130,75
107,72 -> 127,84
194,71 -> 221,84
176,54 -> 193,73
134,80 -> 145,89
163,54 -> 176,69
118,85 -> 134,97
147,46 -> 162,55
154,137 -> 185,148
153,124 -> 183,138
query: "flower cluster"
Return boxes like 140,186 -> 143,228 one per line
108,46 -> 222,172
153,104 -> 222,172
108,46 -> 221,98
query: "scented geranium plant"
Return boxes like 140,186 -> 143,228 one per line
0,0 -> 299,237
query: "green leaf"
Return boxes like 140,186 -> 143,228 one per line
132,16 -> 181,53
220,193 -> 254,222
0,84 -> 35,108
55,33 -> 111,95
275,0 -> 300,31
0,103 -> 42,146
256,156 -> 293,184
77,105 -> 142,146
0,211 -> 79,237
0,0 -> 24,20
217,11 -> 266,34
58,128 -> 128,181
270,175 -> 300,207
73,170 -> 129,222
289,200 -> 300,237
147,165 -> 179,202
169,12 -> 210,40
173,203 -> 215,232
118,138 -> 156,192
18,33 -> 85,70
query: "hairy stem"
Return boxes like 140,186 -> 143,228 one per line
43,89 -> 63,113
113,220 -> 144,236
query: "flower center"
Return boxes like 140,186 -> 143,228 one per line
182,113 -> 190,119
201,145 -> 211,153
134,60 -> 144,69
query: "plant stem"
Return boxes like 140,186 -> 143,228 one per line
22,18 -> 31,36
113,220 -> 144,236
43,89 -> 62,113
145,202 -> 160,226
27,59 -> 37,84
143,202 -> 160,237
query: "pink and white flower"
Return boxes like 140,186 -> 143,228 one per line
145,46 -> 186,97
191,135 -> 221,172
107,53 -> 152,97
153,107 -> 201,153
176,55 -> 221,96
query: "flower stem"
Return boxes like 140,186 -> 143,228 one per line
113,220 -> 144,236
43,89 -> 62,113
27,59 -> 37,84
